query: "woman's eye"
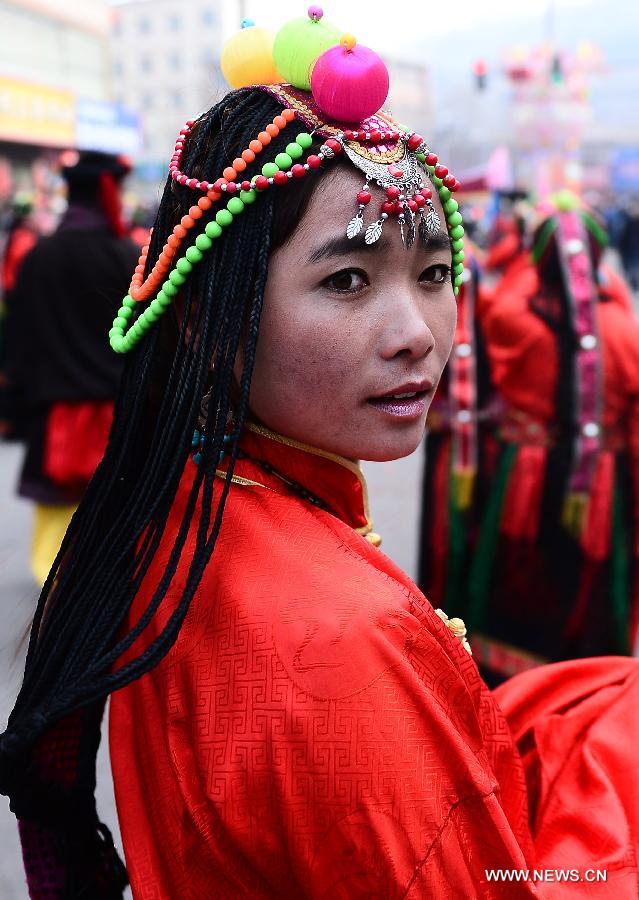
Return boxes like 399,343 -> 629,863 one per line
420,264 -> 452,285
323,269 -> 369,293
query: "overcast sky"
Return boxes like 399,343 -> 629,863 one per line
110,0 -> 600,54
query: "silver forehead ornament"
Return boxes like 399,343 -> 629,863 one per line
337,135 -> 442,249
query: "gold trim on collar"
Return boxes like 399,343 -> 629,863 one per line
244,421 -> 375,537
214,469 -> 273,491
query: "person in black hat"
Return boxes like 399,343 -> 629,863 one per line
4,150 -> 139,584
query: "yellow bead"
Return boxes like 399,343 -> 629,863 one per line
340,33 -> 356,51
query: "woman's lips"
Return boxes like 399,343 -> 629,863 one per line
367,390 -> 429,419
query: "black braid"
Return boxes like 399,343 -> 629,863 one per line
0,88 -> 332,793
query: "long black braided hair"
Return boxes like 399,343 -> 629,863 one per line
0,87 -> 335,897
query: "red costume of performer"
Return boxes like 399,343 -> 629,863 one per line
420,201 -> 639,680
110,426 -> 536,898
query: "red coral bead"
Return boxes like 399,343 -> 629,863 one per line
213,178 -> 225,192
357,190 -> 372,204
226,182 -> 237,193
443,174 -> 456,188
274,171 -> 288,185
325,138 -> 342,154
407,199 -> 418,211
407,133 -> 424,151
451,179 -> 461,192
381,200 -> 397,215
434,164 -> 448,179
307,155 -> 322,169
414,194 -> 426,207
386,185 -> 400,200
343,129 -> 355,140
254,175 -> 269,191
291,164 -> 306,178
425,152 -> 438,166
370,130 -> 382,142
421,187 -> 433,200
241,180 -> 251,191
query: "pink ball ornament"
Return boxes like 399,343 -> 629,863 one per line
311,38 -> 389,123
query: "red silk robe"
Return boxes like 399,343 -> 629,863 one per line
110,424 -> 537,898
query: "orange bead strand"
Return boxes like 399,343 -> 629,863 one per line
129,108 -> 296,303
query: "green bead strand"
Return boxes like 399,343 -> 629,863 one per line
261,161 -> 278,178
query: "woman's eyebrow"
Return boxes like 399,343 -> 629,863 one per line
307,231 -> 452,264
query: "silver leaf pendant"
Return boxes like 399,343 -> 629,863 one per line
365,219 -> 384,244
347,212 -> 364,239
425,205 -> 441,236
399,215 -> 406,247
418,211 -> 429,244
406,209 -> 416,249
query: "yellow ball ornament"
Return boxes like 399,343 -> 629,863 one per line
220,20 -> 282,89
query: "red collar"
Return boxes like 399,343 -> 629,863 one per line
227,422 -> 375,538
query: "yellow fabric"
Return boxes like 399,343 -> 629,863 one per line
30,503 -> 76,586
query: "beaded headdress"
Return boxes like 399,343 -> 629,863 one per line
109,6 -> 465,354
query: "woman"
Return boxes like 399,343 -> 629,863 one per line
1,14 -> 638,899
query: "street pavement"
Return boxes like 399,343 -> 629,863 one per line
0,440 -> 423,897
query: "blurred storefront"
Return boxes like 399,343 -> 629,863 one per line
0,0 -> 140,222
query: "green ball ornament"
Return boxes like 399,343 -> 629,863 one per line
205,221 -> 223,240
261,161 -> 278,178
215,209 -> 234,228
274,152 -> 293,171
118,306 -> 133,320
163,280 -> 178,296
176,257 -> 193,275
185,246 -> 203,264
123,295 -> 136,309
439,186 -> 451,202
227,197 -> 245,215
444,199 -> 458,216
286,142 -> 304,160
240,189 -> 256,204
113,316 -> 127,329
150,297 -> 164,314
452,238 -> 464,253
273,13 -> 342,90
195,234 -> 213,252
448,211 -> 463,228
450,225 -> 465,241
296,132 -> 313,149
169,270 -> 186,287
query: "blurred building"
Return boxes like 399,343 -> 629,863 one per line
110,0 -> 226,196
0,0 -> 140,219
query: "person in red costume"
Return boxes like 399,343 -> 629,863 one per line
421,193 -> 639,683
0,15 -> 637,900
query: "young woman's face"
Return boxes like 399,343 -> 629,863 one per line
246,164 -> 457,461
